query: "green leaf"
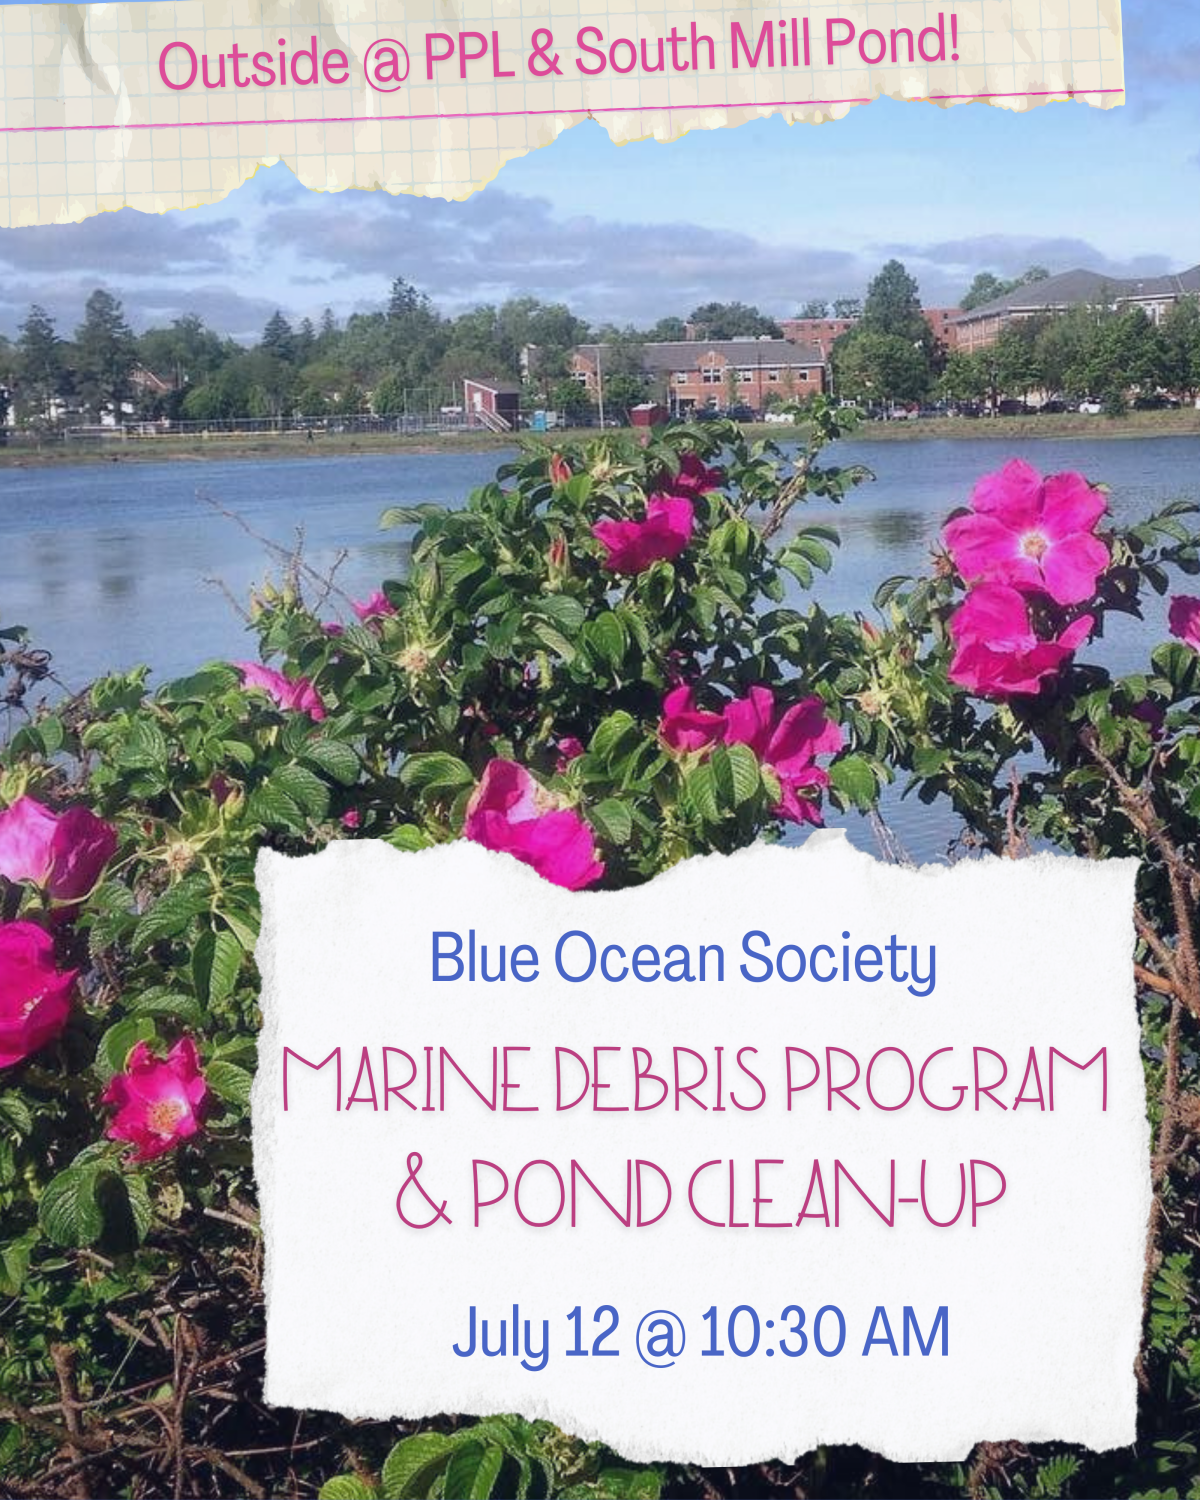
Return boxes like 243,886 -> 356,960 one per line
683,762 -> 720,823
725,742 -> 762,806
384,825 -> 436,852
473,1447 -> 506,1499
830,753 -> 878,809
400,753 -> 475,793
304,738 -> 362,786
269,764 -> 331,821
39,1165 -> 104,1248
114,715 -> 170,771
531,621 -> 576,663
381,1433 -> 452,1500
0,1230 -> 39,1296
193,928 -> 244,1008
0,1092 -> 34,1135
319,1477 -> 379,1500
246,782 -> 306,833
587,611 -> 629,670
205,1060 -> 254,1110
589,798 -> 633,846
443,1443 -> 494,1500
95,1017 -> 158,1082
158,665 -> 239,704
533,596 -> 587,634
594,1467 -> 664,1500
590,711 -> 638,766
132,874 -> 213,952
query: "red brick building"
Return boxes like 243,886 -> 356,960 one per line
782,309 -> 961,354
571,338 -> 827,416
779,316 -> 857,354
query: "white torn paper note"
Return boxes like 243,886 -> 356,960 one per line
0,1 -> 1124,225
252,833 -> 1147,1464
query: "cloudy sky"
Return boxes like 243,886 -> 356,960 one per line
0,0 -> 1197,341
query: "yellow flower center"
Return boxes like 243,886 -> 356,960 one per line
146,1099 -> 186,1135
1020,530 -> 1049,560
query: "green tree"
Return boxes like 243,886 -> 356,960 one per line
831,296 -> 862,319
15,303 -> 68,425
600,371 -> 646,424
960,265 -> 1051,311
137,314 -> 226,399
859,260 -> 928,344
833,330 -> 930,406
960,272 -> 1010,311
243,348 -> 295,425
1160,295 -> 1200,400
797,299 -> 830,319
550,377 -> 593,423
993,318 -> 1046,405
179,359 -> 255,421
646,316 -> 687,342
74,289 -> 137,420
937,349 -> 989,405
261,310 -> 297,364
370,370 -> 406,416
317,306 -> 339,353
687,301 -> 782,339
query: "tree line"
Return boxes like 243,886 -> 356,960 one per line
0,283 -> 793,429
829,260 -> 1200,413
1,263 -> 1198,429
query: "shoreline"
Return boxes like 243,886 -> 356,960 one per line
2,407 -> 1199,468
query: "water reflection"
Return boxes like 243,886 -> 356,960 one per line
3,435 -> 1198,863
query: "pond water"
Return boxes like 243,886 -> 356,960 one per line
3,433 -> 1198,861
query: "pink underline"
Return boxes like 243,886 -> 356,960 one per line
0,85 -> 1124,135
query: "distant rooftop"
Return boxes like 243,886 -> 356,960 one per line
575,338 -> 826,369
956,265 -> 1200,322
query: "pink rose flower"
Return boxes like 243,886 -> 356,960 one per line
722,685 -> 843,826
0,797 -> 118,903
340,808 -> 361,830
322,621 -> 345,637
1168,595 -> 1200,650
235,662 -> 326,721
670,452 -> 723,497
464,760 -> 604,891
592,495 -> 694,573
658,686 -> 726,755
943,459 -> 1110,605
0,921 -> 75,1067
351,591 -> 397,622
948,583 -> 1093,698
555,737 -> 585,774
102,1037 -> 209,1162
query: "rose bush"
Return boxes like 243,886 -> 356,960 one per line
0,403 -> 1198,1498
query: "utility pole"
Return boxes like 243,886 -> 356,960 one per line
596,345 -> 605,429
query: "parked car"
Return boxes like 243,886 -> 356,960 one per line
723,404 -> 759,422
763,410 -> 797,425
1078,399 -> 1103,414
693,406 -> 724,422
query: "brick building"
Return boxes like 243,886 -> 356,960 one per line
953,266 -> 1200,353
571,338 -> 827,415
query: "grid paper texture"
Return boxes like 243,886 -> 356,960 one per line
0,1 -> 1124,226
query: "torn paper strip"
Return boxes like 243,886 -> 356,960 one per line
0,1 -> 1124,225
252,833 -> 1148,1465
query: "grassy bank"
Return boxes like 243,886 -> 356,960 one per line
3,406 -> 1200,468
